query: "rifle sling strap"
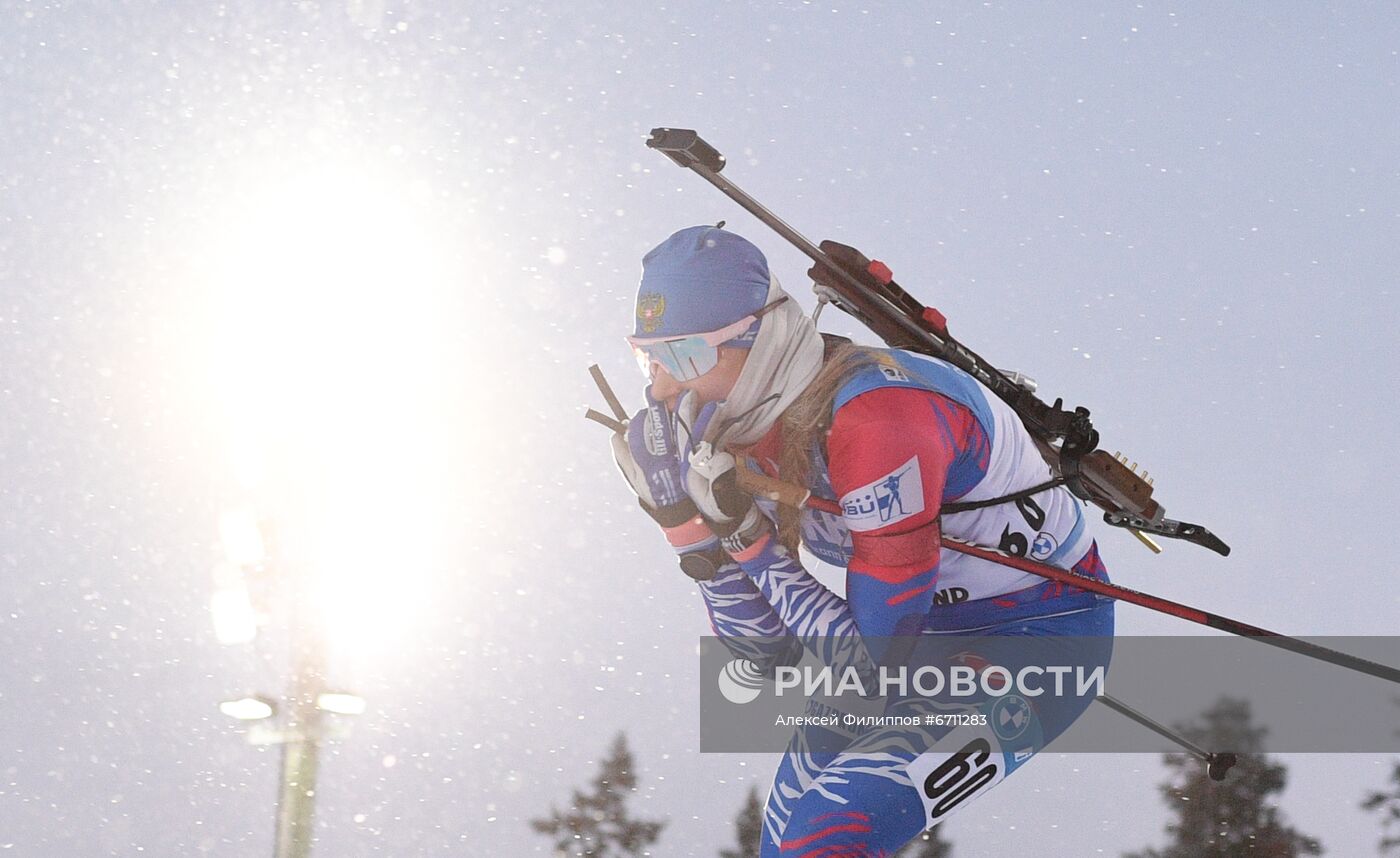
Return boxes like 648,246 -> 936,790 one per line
940,478 -> 1066,515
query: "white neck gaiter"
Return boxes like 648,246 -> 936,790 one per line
704,274 -> 825,449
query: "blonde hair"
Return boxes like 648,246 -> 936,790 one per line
773,340 -> 885,553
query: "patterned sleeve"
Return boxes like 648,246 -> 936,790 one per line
695,563 -> 800,670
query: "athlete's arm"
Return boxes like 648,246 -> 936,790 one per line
827,385 -> 988,664
676,399 -> 873,674
696,562 -> 803,669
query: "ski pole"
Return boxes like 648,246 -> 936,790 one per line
1097,694 -> 1238,782
731,465 -> 1400,687
581,364 -> 1400,686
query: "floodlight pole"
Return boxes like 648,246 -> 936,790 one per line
272,570 -> 327,858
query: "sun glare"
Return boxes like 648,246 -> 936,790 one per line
187,154 -> 460,665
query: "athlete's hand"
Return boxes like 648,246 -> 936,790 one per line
611,386 -> 689,512
675,393 -> 775,560
611,387 -> 723,579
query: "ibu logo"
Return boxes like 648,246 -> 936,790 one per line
840,457 -> 925,532
717,658 -> 765,705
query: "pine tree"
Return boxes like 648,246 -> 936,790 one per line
1124,697 -> 1322,858
894,825 -> 953,857
719,786 -> 764,858
531,733 -> 666,857
1362,760 -> 1400,853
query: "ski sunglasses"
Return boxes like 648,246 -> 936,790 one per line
627,295 -> 789,381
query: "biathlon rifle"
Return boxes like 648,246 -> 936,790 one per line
645,127 -> 1228,556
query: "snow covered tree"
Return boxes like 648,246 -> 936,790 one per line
894,825 -> 953,857
718,785 -> 764,858
1362,759 -> 1400,853
1124,697 -> 1321,858
531,733 -> 666,857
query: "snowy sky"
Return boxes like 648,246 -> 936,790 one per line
2,2 -> 1398,854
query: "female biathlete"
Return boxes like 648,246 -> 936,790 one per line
609,225 -> 1114,856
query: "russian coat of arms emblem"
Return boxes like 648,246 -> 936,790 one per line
636,293 -> 666,333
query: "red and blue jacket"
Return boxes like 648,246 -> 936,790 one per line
703,349 -> 1109,665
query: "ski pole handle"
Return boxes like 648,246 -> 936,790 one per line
584,408 -> 626,434
589,364 -> 629,423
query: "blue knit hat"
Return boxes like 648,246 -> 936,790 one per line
633,225 -> 771,342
